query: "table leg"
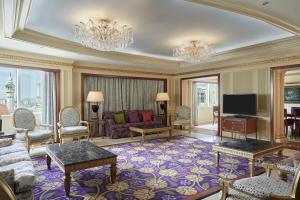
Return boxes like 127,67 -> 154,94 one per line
215,151 -> 220,167
130,131 -> 133,140
65,172 -> 71,196
249,159 -> 254,177
110,163 -> 117,183
46,155 -> 51,170
141,132 -> 145,143
168,129 -> 172,141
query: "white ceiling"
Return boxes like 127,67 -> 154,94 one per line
25,0 -> 293,61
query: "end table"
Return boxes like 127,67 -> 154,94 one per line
88,118 -> 104,139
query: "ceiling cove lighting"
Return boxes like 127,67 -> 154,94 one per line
75,19 -> 133,51
173,40 -> 215,63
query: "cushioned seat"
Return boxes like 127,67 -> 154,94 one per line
224,188 -> 259,200
0,151 -> 31,166
59,125 -> 88,135
173,119 -> 190,125
232,175 -> 292,198
0,161 -> 35,193
0,143 -> 27,156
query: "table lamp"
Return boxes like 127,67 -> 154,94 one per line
86,91 -> 104,119
156,92 -> 170,115
0,104 -> 9,132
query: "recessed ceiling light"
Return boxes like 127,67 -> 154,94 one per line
262,1 -> 270,6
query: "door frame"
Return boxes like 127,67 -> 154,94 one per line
270,64 -> 300,142
180,74 -> 220,136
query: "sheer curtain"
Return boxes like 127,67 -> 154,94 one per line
42,72 -> 57,136
83,76 -> 165,120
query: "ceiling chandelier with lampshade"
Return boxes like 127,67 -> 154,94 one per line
173,40 -> 215,63
74,19 -> 134,51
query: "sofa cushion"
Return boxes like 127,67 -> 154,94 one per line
0,161 -> 35,193
114,113 -> 125,124
0,142 -> 27,156
0,138 -> 12,148
16,190 -> 34,200
60,126 -> 88,135
128,111 -> 140,123
232,175 -> 291,198
141,111 -> 152,122
0,151 -> 31,166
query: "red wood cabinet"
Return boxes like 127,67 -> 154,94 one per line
221,116 -> 257,140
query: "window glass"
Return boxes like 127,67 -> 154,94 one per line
0,67 -> 17,110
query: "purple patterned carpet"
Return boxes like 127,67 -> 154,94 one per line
33,137 -> 280,200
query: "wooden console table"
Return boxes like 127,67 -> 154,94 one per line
221,116 -> 257,140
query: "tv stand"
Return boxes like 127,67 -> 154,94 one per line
221,116 -> 257,140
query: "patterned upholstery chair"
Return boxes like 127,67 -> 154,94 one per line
57,106 -> 89,143
219,163 -> 300,200
13,108 -> 54,152
171,106 -> 191,133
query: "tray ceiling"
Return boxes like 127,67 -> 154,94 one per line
25,0 -> 293,61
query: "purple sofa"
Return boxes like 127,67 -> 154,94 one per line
103,110 -> 163,139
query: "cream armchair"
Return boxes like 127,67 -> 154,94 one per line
219,162 -> 300,200
13,108 -> 54,152
171,106 -> 191,133
57,106 -> 90,143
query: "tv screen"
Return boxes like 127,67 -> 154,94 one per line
223,94 -> 257,115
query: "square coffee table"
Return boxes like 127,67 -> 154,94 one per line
212,138 -> 284,177
46,141 -> 117,196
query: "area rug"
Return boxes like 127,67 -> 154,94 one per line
33,137 -> 280,200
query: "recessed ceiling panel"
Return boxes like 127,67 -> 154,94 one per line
26,0 -> 294,60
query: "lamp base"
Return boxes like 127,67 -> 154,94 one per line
91,104 -> 99,119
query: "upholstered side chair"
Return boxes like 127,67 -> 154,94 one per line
219,163 -> 300,200
57,106 -> 89,144
172,106 -> 191,133
13,108 -> 54,152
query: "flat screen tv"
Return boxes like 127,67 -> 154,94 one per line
223,94 -> 257,116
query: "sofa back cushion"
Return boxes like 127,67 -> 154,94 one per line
141,111 -> 152,122
128,111 -> 140,123
114,113 -> 125,124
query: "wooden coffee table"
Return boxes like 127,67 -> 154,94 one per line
212,138 -> 284,177
129,125 -> 172,142
46,141 -> 117,196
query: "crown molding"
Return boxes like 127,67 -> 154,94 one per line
12,29 -> 180,69
186,0 -> 300,35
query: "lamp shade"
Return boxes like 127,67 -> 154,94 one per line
156,93 -> 170,101
0,104 -> 9,115
86,91 -> 104,102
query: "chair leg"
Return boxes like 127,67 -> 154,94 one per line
27,141 -> 30,153
213,116 -> 215,125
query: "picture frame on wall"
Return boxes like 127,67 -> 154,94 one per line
284,86 -> 300,103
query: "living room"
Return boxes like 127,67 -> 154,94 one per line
0,0 -> 300,200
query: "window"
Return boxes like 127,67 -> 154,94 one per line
195,82 -> 218,107
0,67 -> 46,112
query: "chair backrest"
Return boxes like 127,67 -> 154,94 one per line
177,106 -> 190,120
213,106 -> 219,114
291,164 -> 300,199
59,106 -> 80,127
0,177 -> 16,200
13,108 -> 35,131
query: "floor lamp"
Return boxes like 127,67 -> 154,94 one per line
156,92 -> 170,125
86,91 -> 104,119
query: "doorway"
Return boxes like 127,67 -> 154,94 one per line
181,75 -> 220,136
271,65 -> 300,143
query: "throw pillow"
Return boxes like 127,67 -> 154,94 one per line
128,112 -> 140,123
0,138 -> 12,148
142,112 -> 152,122
114,113 -> 125,124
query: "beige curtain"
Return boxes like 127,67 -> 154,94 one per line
272,69 -> 285,142
83,76 -> 164,120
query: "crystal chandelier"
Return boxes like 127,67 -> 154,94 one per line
173,40 -> 214,63
75,19 -> 133,51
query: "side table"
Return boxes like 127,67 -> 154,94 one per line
0,131 -> 16,140
88,118 -> 104,139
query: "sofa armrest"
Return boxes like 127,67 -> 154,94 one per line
106,119 -> 116,127
153,115 -> 163,123
0,168 -> 15,191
